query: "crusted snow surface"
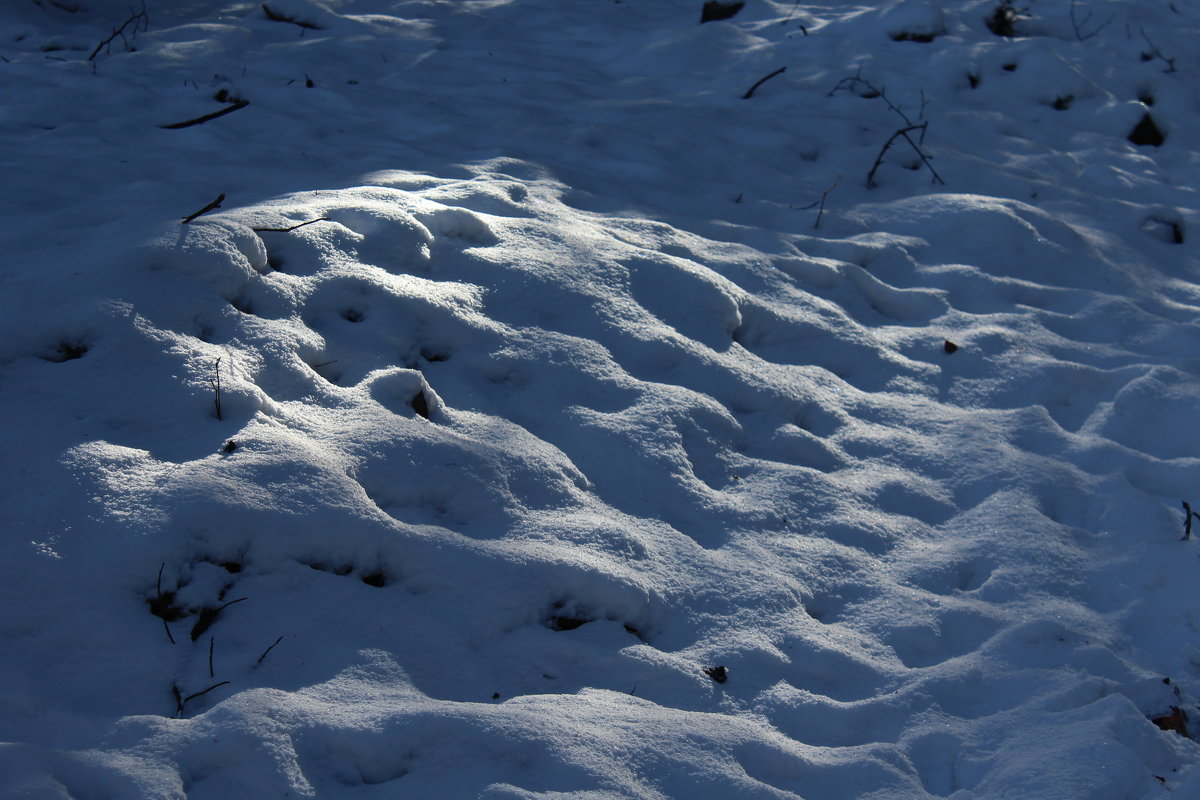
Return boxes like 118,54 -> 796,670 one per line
2,1 -> 1199,798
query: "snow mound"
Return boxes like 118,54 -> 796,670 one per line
2,169 -> 1195,798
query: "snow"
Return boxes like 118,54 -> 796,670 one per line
2,0 -> 1199,797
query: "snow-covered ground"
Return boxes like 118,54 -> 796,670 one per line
2,0 -> 1199,797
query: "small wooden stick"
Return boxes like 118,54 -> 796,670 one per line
181,681 -> 231,710
209,357 -> 223,420
742,66 -> 787,99
161,99 -> 249,130
257,635 -> 285,665
88,2 -> 148,64
182,193 -> 226,224
252,217 -> 329,233
155,563 -> 176,644
867,123 -> 944,188
814,174 -> 840,229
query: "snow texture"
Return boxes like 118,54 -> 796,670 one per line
2,0 -> 1199,798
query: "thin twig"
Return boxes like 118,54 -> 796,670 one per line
898,126 -> 943,184
179,681 -> 231,712
257,635 -> 285,665
867,127 -> 912,187
813,174 -> 840,229
252,217 -> 330,233
209,636 -> 216,678
189,596 -> 246,641
182,193 -> 225,224
782,0 -> 801,25
918,89 -> 930,143
829,69 -> 913,126
1070,0 -> 1116,42
155,563 -> 177,644
210,358 -> 223,421
161,99 -> 250,130
742,66 -> 786,99
1139,28 -> 1177,73
866,123 -> 943,188
216,596 -> 247,613
87,1 -> 148,69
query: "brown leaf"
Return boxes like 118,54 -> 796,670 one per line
1151,706 -> 1190,738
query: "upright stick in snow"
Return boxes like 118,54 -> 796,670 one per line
210,358 -> 223,421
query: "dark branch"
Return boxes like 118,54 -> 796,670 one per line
1070,0 -> 1116,42
782,0 -> 802,26
257,635 -> 285,665
189,595 -> 245,641
829,70 -> 914,127
182,193 -> 226,224
1139,28 -> 1177,73
208,357 -> 223,422
742,66 -> 787,99
181,681 -> 231,708
216,596 -> 247,612
867,123 -> 943,188
814,174 -> 840,229
161,99 -> 250,130
88,1 -> 148,66
897,126 -> 944,185
252,217 -> 330,233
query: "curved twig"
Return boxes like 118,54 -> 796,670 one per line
742,66 -> 786,99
